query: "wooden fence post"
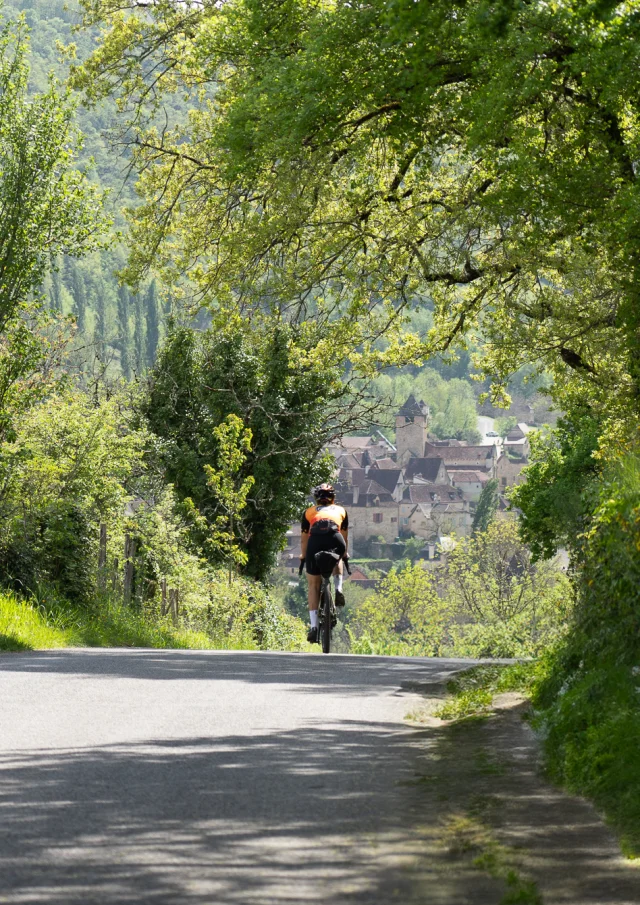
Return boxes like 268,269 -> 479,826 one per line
161,577 -> 167,616
123,535 -> 136,605
98,523 -> 107,592
169,588 -> 178,625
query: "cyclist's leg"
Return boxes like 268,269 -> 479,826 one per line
331,531 -> 346,605
307,573 -> 321,613
305,533 -> 323,639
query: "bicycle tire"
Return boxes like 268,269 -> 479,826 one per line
321,584 -> 332,654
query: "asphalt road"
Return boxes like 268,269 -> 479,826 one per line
0,649 -> 479,905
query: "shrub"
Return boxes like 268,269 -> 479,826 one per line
532,455 -> 640,855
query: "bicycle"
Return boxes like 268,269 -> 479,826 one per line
299,550 -> 350,654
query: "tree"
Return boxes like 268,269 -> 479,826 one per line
0,390 -> 146,601
70,261 -> 87,335
443,521 -> 572,657
472,479 -> 499,535
143,316 -> 381,580
92,274 -> 107,349
144,279 -> 160,367
76,0 -> 640,432
203,415 -> 255,573
117,284 -> 132,380
133,290 -> 144,374
50,263 -> 64,313
0,14 -> 104,442
510,411 -> 601,560
350,563 -> 447,656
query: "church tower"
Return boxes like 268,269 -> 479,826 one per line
395,395 -> 429,466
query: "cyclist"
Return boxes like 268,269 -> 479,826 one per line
300,483 -> 349,644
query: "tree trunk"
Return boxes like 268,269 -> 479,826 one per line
123,535 -> 136,605
98,523 -> 107,592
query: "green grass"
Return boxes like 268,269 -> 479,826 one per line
0,591 -> 74,650
0,590 -> 222,651
435,663 -> 538,721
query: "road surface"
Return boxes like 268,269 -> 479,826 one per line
1,650 -> 638,904
476,414 -> 499,445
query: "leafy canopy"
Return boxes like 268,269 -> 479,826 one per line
77,0 -> 640,422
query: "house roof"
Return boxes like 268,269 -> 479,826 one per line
506,426 -> 526,441
397,393 -> 425,419
335,451 -> 366,469
370,457 -> 398,470
334,435 -> 375,449
405,484 -> 464,504
365,468 -> 402,494
425,443 -> 496,465
404,457 -> 445,483
449,470 -> 490,484
358,479 -> 394,498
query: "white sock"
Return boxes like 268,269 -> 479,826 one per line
310,610 -> 318,628
334,573 -> 343,593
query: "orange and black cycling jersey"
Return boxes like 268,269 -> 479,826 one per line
301,503 -> 349,534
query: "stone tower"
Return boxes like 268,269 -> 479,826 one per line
395,395 -> 429,466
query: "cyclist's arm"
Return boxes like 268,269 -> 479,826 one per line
300,512 -> 310,560
340,510 -> 349,553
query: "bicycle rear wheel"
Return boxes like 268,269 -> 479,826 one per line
321,584 -> 332,654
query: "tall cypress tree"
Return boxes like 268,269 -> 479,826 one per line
93,275 -> 107,350
133,290 -> 144,374
70,263 -> 87,335
117,284 -> 132,380
471,479 -> 499,535
145,279 -> 160,366
51,267 -> 64,313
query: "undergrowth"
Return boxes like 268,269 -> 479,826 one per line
435,662 -> 537,721
531,455 -> 640,858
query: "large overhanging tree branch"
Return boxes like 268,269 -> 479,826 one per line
76,0 -> 640,421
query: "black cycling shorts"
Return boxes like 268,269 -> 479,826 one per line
305,527 -> 346,576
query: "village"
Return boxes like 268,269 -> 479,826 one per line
280,394 -> 533,587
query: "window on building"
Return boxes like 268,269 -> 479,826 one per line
502,477 -> 508,486
400,517 -> 409,525
391,517 -> 397,523
373,512 -> 383,524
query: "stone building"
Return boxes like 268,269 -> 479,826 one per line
448,469 -> 490,502
395,395 -> 429,465
424,442 -> 500,478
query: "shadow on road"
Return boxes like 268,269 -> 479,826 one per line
0,718 -> 494,905
1,652 -> 638,904
0,649 -> 474,695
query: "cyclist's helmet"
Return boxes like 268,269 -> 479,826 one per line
313,482 -> 335,504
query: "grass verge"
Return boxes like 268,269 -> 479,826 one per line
0,589 -> 223,651
434,662 -> 538,721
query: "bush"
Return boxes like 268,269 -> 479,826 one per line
349,521 -> 572,659
532,455 -> 640,855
